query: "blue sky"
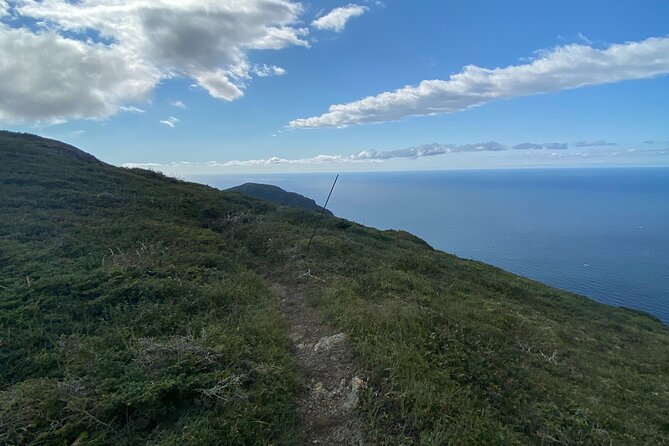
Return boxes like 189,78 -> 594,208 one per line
1,0 -> 668,172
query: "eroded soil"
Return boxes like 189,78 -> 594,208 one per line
270,281 -> 366,445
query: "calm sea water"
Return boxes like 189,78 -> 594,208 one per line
191,168 -> 669,323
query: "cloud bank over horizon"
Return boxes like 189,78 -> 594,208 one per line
0,0 -> 308,124
289,36 -> 669,128
120,140 -> 668,172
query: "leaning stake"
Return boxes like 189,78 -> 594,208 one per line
305,174 -> 339,257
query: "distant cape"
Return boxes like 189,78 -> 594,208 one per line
226,182 -> 333,216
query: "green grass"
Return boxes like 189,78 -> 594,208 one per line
2,131 -> 668,445
0,132 -> 299,445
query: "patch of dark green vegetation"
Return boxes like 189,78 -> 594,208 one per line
1,131 -> 668,445
227,183 -> 333,216
0,132 -> 298,445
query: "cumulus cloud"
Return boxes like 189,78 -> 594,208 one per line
0,1 -> 9,17
1,0 -> 308,123
513,143 -> 545,150
290,36 -> 669,128
170,100 -> 186,109
123,162 -> 164,169
119,106 -> 146,114
253,64 -> 287,77
125,143 -> 669,172
512,142 -> 568,150
219,154 -> 367,167
123,140 -> 572,171
355,142 -> 508,160
192,69 -> 245,101
312,4 -> 368,32
0,24 -> 158,124
573,140 -> 618,147
123,154 -> 369,170
543,143 -> 569,150
354,141 -> 570,160
159,116 -> 179,128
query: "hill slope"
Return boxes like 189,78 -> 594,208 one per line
1,131 -> 668,445
227,182 -> 334,216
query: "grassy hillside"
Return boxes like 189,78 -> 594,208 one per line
0,132 -> 299,445
1,131 -> 668,445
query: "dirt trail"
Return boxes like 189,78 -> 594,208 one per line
270,281 -> 366,445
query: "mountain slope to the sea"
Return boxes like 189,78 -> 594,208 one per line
1,131 -> 668,445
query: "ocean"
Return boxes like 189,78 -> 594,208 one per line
190,168 -> 669,323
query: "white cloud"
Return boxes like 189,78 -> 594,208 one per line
577,32 -> 593,45
159,116 -> 179,128
573,140 -> 617,147
0,24 -> 158,125
122,140 -> 572,171
253,64 -> 287,77
354,142 -> 505,160
192,68 -> 245,101
123,154 -> 371,170
119,105 -> 146,114
123,162 -> 164,169
514,143 -> 547,150
170,100 -> 186,109
544,143 -> 569,150
122,141 -> 669,173
290,36 -> 669,128
353,141 -> 569,160
1,0 -> 308,123
0,1 -> 9,17
219,154 -> 366,167
312,4 -> 368,32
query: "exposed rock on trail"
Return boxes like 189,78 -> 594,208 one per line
314,333 -> 347,353
271,282 -> 366,445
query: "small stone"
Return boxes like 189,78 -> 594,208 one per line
344,376 -> 366,409
313,333 -> 346,352
289,332 -> 304,342
333,378 -> 347,395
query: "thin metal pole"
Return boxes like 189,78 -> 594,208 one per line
305,174 -> 339,257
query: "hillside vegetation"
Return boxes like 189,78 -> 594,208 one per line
1,131 -> 668,445
227,183 -> 333,216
